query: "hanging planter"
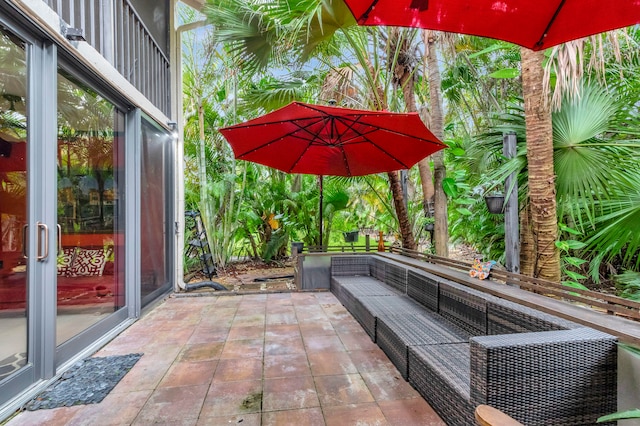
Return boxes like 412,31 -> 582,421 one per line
484,194 -> 505,214
343,231 -> 359,243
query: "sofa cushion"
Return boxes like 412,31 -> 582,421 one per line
68,247 -> 107,277
57,247 -> 77,277
408,343 -> 474,426
377,313 -> 471,378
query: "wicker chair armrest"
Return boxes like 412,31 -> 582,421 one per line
470,328 -> 617,425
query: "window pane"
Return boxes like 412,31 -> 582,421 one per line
56,69 -> 125,345
0,26 -> 28,382
140,118 -> 171,305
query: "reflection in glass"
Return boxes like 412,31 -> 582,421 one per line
56,69 -> 125,345
0,27 -> 28,382
140,118 -> 171,305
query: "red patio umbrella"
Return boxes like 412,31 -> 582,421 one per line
343,0 -> 640,51
219,101 -> 446,245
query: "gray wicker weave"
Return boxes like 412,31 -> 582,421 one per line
383,261 -> 408,294
408,343 -> 474,426
328,255 -> 618,426
330,255 -> 372,276
407,269 -> 439,312
487,298 -> 580,335
336,277 -> 401,316
470,328 -> 617,425
351,295 -> 426,341
369,256 -> 386,282
439,281 -> 488,335
376,313 -> 471,378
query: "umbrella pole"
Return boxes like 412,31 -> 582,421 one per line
319,175 -> 323,250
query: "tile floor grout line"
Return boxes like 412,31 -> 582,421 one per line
294,293 -> 326,426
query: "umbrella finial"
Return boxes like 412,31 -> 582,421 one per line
327,99 -> 337,106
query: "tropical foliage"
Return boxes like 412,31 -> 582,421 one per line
178,1 -> 640,299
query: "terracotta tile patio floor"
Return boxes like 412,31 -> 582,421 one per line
5,292 -> 445,425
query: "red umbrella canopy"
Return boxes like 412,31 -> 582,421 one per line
343,0 -> 640,51
219,102 -> 446,177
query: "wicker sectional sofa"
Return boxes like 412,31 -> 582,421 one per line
330,255 -> 618,426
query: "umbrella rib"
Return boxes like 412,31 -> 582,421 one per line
535,0 -> 567,48
287,117 -> 331,172
331,114 -> 443,145
287,138 -> 315,173
359,0 -> 381,21
232,117 -> 325,158
333,116 -> 412,169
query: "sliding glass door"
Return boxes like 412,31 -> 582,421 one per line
55,69 -> 126,346
0,24 -> 29,389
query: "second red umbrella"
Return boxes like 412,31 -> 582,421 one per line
343,0 -> 640,51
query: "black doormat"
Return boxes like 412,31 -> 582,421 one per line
25,353 -> 143,411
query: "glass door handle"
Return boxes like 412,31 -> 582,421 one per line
36,222 -> 49,261
57,224 -> 62,255
22,224 -> 28,258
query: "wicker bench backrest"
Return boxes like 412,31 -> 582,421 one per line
407,269 -> 439,312
330,255 -> 371,276
369,256 -> 386,282
439,281 -> 488,335
384,261 -> 408,294
487,299 -> 580,335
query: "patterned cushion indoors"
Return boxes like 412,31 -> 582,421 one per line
57,247 -> 77,277
68,248 -> 107,277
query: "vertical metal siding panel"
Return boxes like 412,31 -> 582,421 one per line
125,3 -> 131,80
68,1 -> 74,28
153,48 -> 157,108
88,0 -> 95,53
134,20 -> 144,90
115,0 -> 120,73
147,37 -> 152,102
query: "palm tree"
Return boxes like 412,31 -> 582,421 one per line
520,47 -> 560,281
423,30 -> 449,256
466,79 -> 640,284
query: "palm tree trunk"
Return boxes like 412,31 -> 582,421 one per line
521,47 -> 560,281
519,203 -> 535,276
388,171 -> 416,250
365,57 -> 417,250
425,30 -> 449,257
397,54 -> 435,220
